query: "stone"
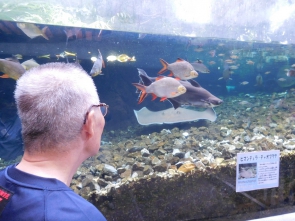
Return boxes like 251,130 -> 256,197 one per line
148,145 -> 158,153
178,162 -> 196,173
244,135 -> 251,143
128,146 -> 144,153
97,178 -> 109,187
153,161 -> 168,172
143,165 -> 153,175
132,162 -> 145,171
117,167 -> 126,174
132,171 -> 144,178
151,157 -> 161,165
103,164 -> 118,177
283,140 -> 295,150
141,148 -> 150,157
120,169 -> 132,179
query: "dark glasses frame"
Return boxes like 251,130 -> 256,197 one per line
83,103 -> 109,124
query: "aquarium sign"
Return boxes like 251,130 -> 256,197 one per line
236,150 -> 280,192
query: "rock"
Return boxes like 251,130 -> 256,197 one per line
174,152 -> 185,158
132,171 -> 144,178
132,162 -> 145,171
128,146 -> 144,153
120,169 -> 132,179
97,178 -> 109,187
153,161 -> 168,172
220,127 -> 232,137
151,157 -> 161,165
143,165 -> 153,175
141,148 -> 150,157
104,175 -> 113,181
117,167 -> 126,174
103,164 -> 118,177
283,140 -> 295,150
244,135 -> 251,143
82,176 -> 95,191
172,149 -> 180,155
153,148 -> 166,157
198,127 -> 208,132
178,162 -> 196,173
148,145 -> 158,153
165,153 -> 179,165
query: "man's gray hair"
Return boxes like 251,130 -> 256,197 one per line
14,62 -> 99,152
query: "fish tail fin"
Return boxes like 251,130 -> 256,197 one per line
160,97 -> 167,102
0,74 -> 10,79
158,59 -> 168,74
132,83 -> 147,104
41,26 -> 49,40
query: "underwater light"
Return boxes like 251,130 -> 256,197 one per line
173,0 -> 212,24
91,56 -> 97,62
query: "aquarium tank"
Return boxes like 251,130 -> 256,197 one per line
1,0 -> 295,220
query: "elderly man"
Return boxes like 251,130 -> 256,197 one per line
0,63 -> 107,220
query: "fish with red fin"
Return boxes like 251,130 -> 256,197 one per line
132,77 -> 187,104
158,58 -> 198,80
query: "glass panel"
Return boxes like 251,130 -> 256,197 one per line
1,0 -> 295,43
1,1 -> 295,220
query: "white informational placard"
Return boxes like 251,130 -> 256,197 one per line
236,150 -> 280,192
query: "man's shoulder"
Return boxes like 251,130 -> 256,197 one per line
47,188 -> 107,220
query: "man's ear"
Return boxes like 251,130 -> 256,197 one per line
82,110 -> 95,140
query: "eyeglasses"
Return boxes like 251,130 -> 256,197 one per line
83,103 -> 109,124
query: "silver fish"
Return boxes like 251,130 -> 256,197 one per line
132,77 -> 186,104
89,49 -> 105,77
158,58 -> 198,80
190,60 -> 210,73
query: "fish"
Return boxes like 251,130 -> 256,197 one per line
265,71 -> 271,75
239,101 -> 251,106
218,64 -> 232,81
229,65 -> 239,70
287,68 -> 295,77
194,48 -> 203,52
190,60 -> 210,73
246,60 -> 255,65
225,59 -> 234,64
230,55 -> 239,59
16,22 -> 49,40
255,74 -> 263,86
158,58 -> 198,80
134,106 -> 217,125
278,78 -> 286,81
0,57 -> 26,80
117,54 -> 136,62
21,59 -> 39,70
106,55 -> 117,62
132,77 -> 187,104
137,69 -> 223,109
56,51 -> 77,60
89,49 -> 105,77
37,54 -> 51,59
240,81 -> 249,85
13,54 -> 23,60
209,50 -> 216,57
